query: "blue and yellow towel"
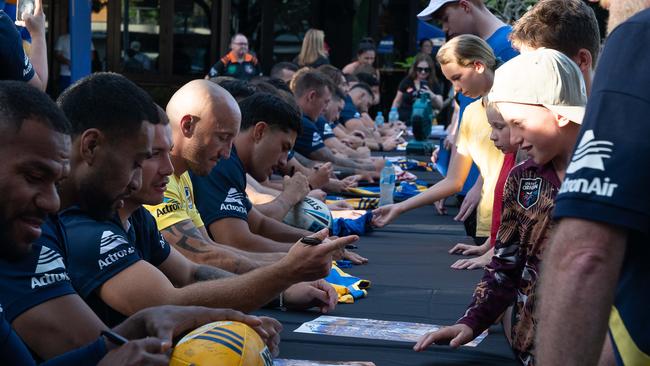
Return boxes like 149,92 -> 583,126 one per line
325,263 -> 371,304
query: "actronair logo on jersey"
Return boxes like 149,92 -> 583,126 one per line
31,246 -> 70,289
98,231 -> 135,270
560,130 -> 618,198
312,132 -> 323,147
220,188 -> 247,214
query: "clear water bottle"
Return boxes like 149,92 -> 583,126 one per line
379,160 -> 395,206
389,107 -> 399,123
375,111 -> 385,127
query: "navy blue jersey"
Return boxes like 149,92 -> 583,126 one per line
0,218 -> 75,323
315,116 -> 335,140
58,207 -> 140,326
129,207 -> 171,267
294,115 -> 325,157
338,95 -> 360,126
191,146 -> 253,227
58,206 -> 172,326
553,9 -> 650,365
0,10 -> 34,82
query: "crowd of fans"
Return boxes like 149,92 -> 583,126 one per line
0,0 -> 648,365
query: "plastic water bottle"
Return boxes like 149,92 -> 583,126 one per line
379,160 -> 396,206
375,111 -> 384,127
389,107 -> 399,123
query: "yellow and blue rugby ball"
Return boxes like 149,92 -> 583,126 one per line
170,321 -> 273,366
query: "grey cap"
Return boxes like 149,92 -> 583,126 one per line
488,48 -> 587,124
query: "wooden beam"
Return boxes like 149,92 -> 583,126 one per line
220,0 -> 231,55
259,0 -> 274,74
106,0 -> 121,72
159,0 -> 174,75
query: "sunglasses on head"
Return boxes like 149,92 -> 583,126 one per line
416,67 -> 431,73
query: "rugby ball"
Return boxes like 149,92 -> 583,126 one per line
170,321 -> 273,366
283,196 -> 333,232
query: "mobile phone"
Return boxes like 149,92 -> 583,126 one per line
101,330 -> 129,346
16,0 -> 36,22
300,236 -> 323,246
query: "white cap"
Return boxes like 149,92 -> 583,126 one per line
417,0 -> 458,20
488,48 -> 587,124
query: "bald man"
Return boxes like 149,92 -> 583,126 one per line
140,81 -> 284,272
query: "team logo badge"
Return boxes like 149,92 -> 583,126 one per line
245,64 -> 254,74
184,186 -> 193,209
517,178 -> 542,209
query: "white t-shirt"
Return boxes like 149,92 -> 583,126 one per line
55,34 -> 71,76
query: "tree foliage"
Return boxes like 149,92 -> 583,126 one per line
484,0 -> 537,23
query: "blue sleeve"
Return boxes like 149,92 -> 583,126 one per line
315,117 -> 334,140
0,313 -> 36,366
0,220 -> 76,323
131,208 -> 171,267
41,337 -> 106,366
0,315 -> 106,366
294,117 -> 325,156
554,16 -> 650,235
0,10 -> 35,82
191,158 -> 251,226
61,213 -> 140,298
338,95 -> 359,126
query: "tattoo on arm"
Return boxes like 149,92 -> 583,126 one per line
193,265 -> 235,282
161,221 -> 248,274
162,221 -> 213,254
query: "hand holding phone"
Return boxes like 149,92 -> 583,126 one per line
16,0 -> 36,24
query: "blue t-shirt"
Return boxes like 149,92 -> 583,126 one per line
553,10 -> 650,365
315,116 -> 335,140
59,206 -> 170,326
0,218 -> 75,323
129,207 -> 172,267
0,10 -> 34,82
294,115 -> 325,157
191,146 -> 253,227
338,95 -> 360,126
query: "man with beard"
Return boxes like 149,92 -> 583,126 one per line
0,80 -> 273,364
537,1 -> 650,364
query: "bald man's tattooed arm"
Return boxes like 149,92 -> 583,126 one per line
161,219 -> 277,274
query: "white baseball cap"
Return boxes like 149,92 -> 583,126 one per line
417,0 -> 458,20
488,48 -> 587,124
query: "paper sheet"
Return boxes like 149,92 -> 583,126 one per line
274,360 -> 375,366
294,316 -> 488,347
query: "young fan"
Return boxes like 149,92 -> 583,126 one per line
414,48 -> 587,365
373,35 -> 504,247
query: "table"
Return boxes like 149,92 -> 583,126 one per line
256,165 -> 517,365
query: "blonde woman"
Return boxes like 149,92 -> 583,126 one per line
295,29 -> 330,68
373,35 -> 506,256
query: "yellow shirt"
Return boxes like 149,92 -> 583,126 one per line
456,100 -> 505,237
144,171 -> 204,230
